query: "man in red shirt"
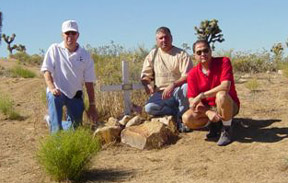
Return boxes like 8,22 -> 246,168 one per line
182,40 -> 240,146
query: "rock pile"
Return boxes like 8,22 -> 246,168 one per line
93,115 -> 179,150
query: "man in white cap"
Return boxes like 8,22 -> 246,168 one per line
41,20 -> 98,133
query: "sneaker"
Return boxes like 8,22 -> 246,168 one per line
44,115 -> 50,127
206,122 -> 222,139
178,122 -> 192,133
217,126 -> 233,146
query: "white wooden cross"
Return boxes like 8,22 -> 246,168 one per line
100,60 -> 144,115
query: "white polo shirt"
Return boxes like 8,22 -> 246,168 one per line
41,42 -> 96,99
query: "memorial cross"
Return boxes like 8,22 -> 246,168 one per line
100,60 -> 144,115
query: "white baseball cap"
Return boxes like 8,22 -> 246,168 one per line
62,20 -> 79,33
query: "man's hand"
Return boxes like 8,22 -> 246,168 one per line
50,88 -> 61,96
189,93 -> 205,111
162,83 -> 175,99
86,105 -> 98,124
144,83 -> 155,95
141,77 -> 155,95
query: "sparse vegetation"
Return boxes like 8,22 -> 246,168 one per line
36,128 -> 101,182
8,65 -> 36,78
279,62 -> 288,78
231,50 -> 276,73
245,78 -> 260,93
10,52 -> 43,65
0,93 -> 22,120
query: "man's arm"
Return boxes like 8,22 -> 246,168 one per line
43,71 -> 61,96
85,82 -> 98,123
162,75 -> 187,99
191,80 -> 231,108
141,76 -> 155,95
141,51 -> 155,95
201,80 -> 231,99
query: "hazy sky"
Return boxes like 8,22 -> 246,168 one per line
0,0 -> 287,57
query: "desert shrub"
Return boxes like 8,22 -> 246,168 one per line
278,61 -> 288,78
245,78 -> 260,92
8,65 -> 36,78
36,128 -> 101,182
0,93 -> 22,120
232,51 -> 276,73
11,52 -> 43,65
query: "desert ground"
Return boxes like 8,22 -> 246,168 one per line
1,59 -> 288,183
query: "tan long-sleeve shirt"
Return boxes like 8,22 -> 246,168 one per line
141,46 -> 193,91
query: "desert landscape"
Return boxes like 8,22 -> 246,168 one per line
1,59 -> 288,183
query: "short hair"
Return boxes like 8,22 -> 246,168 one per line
192,39 -> 211,53
156,26 -> 171,35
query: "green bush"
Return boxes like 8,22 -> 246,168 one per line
36,128 -> 101,182
0,93 -> 22,120
232,51 -> 275,73
11,52 -> 43,65
9,65 -> 36,78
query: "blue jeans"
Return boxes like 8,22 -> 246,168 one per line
46,91 -> 84,134
144,83 -> 189,118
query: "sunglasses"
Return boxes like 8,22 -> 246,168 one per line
195,48 -> 210,56
64,31 -> 78,36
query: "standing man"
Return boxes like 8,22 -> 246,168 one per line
141,27 -> 193,132
41,20 -> 98,133
182,40 -> 240,146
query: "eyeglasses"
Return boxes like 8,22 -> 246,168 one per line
64,31 -> 78,36
195,48 -> 210,56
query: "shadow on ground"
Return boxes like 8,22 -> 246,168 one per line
81,168 -> 135,183
233,118 -> 288,143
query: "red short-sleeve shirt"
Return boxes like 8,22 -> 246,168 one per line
187,57 -> 240,108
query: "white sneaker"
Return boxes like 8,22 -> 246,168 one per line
44,115 -> 50,127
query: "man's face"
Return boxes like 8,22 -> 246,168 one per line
194,42 -> 212,64
156,31 -> 172,52
62,31 -> 79,48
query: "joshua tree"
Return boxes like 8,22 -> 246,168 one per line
271,43 -> 284,65
194,19 -> 224,50
15,44 -> 26,52
2,33 -> 26,55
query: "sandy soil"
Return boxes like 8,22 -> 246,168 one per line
1,59 -> 288,183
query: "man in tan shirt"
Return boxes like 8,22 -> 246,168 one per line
141,27 -> 193,132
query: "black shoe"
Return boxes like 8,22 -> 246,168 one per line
206,122 -> 222,139
217,126 -> 233,146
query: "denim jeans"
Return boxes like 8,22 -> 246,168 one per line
46,91 -> 84,134
144,83 -> 189,118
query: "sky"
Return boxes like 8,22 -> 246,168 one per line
0,0 -> 288,58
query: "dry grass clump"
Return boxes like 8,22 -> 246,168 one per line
8,65 -> 36,78
245,78 -> 260,93
0,92 -> 22,120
